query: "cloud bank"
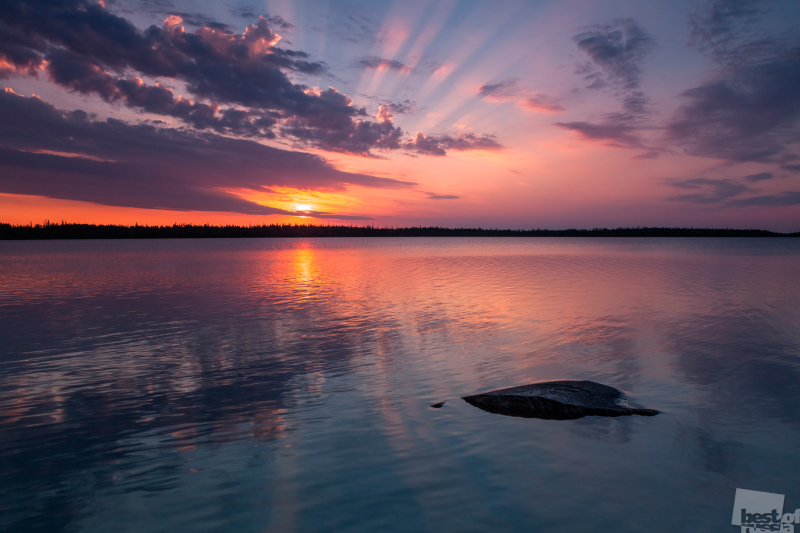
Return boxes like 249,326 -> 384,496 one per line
669,173 -> 800,208
0,90 -> 413,216
667,0 -> 800,163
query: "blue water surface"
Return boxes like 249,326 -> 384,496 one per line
1,237 -> 799,532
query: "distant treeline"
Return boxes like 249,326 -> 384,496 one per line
1,221 -> 797,240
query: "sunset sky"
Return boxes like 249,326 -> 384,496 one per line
1,0 -> 799,230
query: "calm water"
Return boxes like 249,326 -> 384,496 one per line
1,238 -> 799,532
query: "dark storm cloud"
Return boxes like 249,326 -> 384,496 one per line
358,57 -> 412,73
424,192 -> 460,200
0,0 -> 499,157
405,132 -> 504,157
0,147 -> 290,215
0,91 -> 413,215
667,0 -> 800,163
669,178 -> 752,204
44,48 -> 279,138
743,172 -> 772,182
0,23 -> 45,78
281,113 -> 404,156
0,2 -> 323,81
0,2 -> 335,128
574,19 -> 656,91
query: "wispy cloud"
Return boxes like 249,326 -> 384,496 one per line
668,174 -> 800,208
743,172 -> 773,182
574,19 -> 656,92
424,192 -> 460,200
669,178 -> 752,204
555,92 -> 652,149
725,191 -> 800,207
478,79 -> 564,113
564,19 -> 657,151
358,57 -> 412,74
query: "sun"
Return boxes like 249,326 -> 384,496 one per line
294,204 -> 314,212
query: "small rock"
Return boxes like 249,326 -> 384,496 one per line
430,401 -> 446,408
462,380 -> 659,420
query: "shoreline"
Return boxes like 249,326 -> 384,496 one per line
1,222 -> 798,240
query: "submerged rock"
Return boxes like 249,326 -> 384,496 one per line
430,401 -> 446,408
462,380 -> 659,420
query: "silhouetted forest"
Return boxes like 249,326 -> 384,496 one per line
1,221 -> 797,240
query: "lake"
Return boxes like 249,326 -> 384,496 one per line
1,237 -> 799,532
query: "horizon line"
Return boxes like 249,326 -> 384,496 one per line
2,221 -> 798,239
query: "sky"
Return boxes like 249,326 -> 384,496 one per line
1,0 -> 799,231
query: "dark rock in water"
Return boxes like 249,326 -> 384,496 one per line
462,380 -> 659,420
430,401 -> 446,408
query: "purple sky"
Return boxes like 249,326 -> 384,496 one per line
1,0 -> 799,230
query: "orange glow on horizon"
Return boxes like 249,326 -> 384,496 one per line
0,193 -> 330,227
225,186 -> 346,212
